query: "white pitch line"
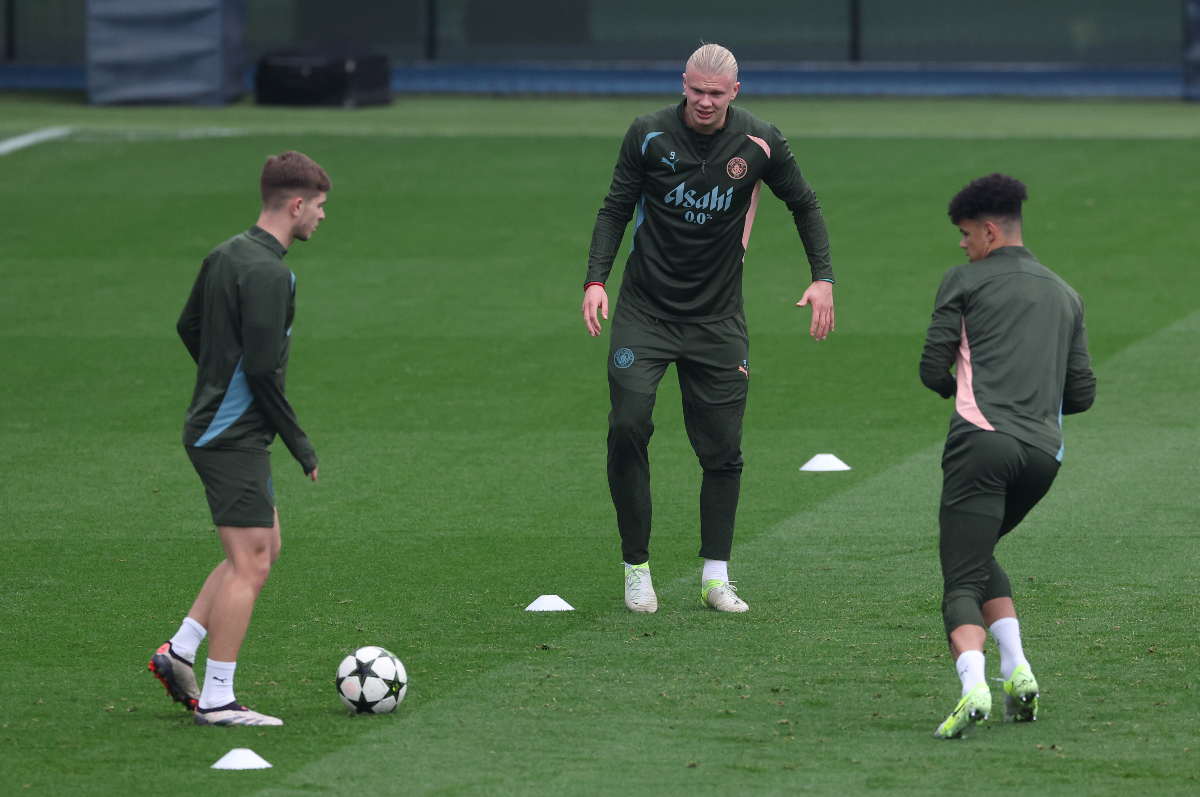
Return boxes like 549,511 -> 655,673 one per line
0,126 -> 75,156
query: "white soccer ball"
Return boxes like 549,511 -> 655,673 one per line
335,646 -> 407,714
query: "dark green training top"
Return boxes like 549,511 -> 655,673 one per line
586,100 -> 833,323
177,226 -> 318,474
920,245 -> 1096,461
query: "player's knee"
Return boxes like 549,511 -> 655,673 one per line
697,446 -> 743,474
942,592 -> 986,638
608,386 -> 655,443
608,411 -> 651,440
692,425 -> 743,472
981,560 -> 1011,603
684,402 -> 744,472
233,541 -> 274,590
249,559 -> 272,591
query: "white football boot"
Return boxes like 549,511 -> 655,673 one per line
702,579 -> 749,613
194,702 -> 283,726
624,563 -> 658,613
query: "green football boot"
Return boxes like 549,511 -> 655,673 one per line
1002,664 -> 1039,722
934,682 -> 992,739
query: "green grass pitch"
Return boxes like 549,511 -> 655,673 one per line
1,93 -> 1197,795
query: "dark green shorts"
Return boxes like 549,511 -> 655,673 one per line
185,446 -> 275,528
608,301 -> 749,405
940,430 -> 1059,522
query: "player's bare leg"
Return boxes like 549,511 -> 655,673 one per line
148,510 -> 278,713
190,510 -> 281,649
192,511 -> 284,726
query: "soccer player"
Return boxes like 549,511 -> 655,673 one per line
921,174 -> 1095,739
148,151 -> 328,727
582,44 -> 835,614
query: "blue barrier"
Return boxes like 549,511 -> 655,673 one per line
0,65 -> 86,90
388,63 -> 1182,99
0,62 -> 1183,99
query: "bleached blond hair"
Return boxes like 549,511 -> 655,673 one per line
686,43 -> 738,80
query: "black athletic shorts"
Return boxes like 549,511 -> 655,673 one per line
185,445 -> 275,528
607,301 -> 749,405
940,430 -> 1059,524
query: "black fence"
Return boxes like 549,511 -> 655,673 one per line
1,0 -> 1184,66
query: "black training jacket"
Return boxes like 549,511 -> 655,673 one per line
586,100 -> 833,323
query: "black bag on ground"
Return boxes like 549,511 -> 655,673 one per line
255,45 -> 391,107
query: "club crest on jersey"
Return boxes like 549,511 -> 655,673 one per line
614,348 -> 635,369
727,157 -> 748,179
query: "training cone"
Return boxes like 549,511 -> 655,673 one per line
800,453 -> 851,472
212,748 -> 272,770
525,595 -> 575,611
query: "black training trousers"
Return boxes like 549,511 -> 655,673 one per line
606,301 -> 749,565
939,430 -> 1060,637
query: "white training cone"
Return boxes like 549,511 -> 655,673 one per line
212,748 -> 273,770
525,595 -> 575,611
800,453 -> 851,472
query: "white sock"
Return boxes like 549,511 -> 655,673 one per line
989,617 -> 1030,680
955,650 -> 986,697
702,559 -> 728,584
198,659 -> 237,710
169,617 -> 206,664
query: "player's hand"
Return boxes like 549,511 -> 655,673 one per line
308,466 -> 318,482
582,284 -> 609,337
797,280 -> 835,341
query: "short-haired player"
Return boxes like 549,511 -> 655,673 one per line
583,44 -> 835,613
148,151 -> 329,726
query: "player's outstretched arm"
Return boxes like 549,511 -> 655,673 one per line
582,283 -> 609,337
797,280 -> 834,341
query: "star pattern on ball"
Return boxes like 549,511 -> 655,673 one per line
348,657 -> 378,713
336,648 -> 406,715
354,658 -> 378,681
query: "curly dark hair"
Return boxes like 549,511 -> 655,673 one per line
947,173 -> 1027,225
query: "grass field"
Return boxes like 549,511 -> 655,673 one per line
1,93 -> 1198,795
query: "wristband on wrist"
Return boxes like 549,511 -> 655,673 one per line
584,282 -> 605,291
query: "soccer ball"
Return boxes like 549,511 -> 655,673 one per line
335,646 -> 407,714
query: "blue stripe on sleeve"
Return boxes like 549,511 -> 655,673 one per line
630,193 -> 646,252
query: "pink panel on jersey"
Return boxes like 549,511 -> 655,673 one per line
741,179 -> 762,258
955,317 -> 995,431
746,135 -> 771,159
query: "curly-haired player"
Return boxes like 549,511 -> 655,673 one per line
921,173 -> 1095,738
